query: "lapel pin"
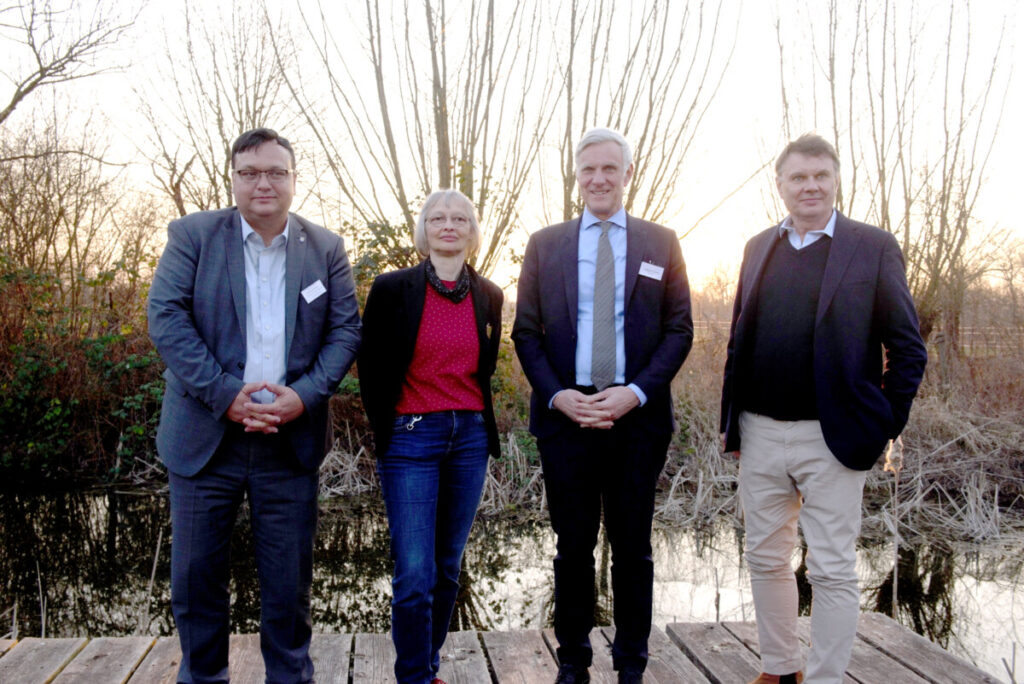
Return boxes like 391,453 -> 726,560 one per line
299,235 -> 305,243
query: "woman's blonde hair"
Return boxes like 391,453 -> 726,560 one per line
413,189 -> 481,258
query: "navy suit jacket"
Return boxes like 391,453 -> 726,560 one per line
512,214 -> 693,438
720,212 -> 927,471
148,208 -> 362,477
357,261 -> 504,458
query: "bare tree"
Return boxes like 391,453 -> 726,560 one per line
271,0 -> 740,277
774,0 -> 1010,367
552,0 -> 739,225
0,109 -> 160,329
139,0 -> 301,216
0,0 -> 133,127
271,0 -> 563,277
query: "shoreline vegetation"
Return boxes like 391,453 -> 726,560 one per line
320,318 -> 1024,549
316,319 -> 1024,549
12,303 -> 1013,550
1,247 -> 1022,547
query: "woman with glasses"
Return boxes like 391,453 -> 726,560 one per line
358,189 -> 503,684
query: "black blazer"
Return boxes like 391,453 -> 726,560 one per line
720,212 -> 928,470
512,214 -> 693,439
358,261 -> 504,458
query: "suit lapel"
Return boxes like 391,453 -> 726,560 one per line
741,226 -> 778,312
224,211 -> 247,343
468,265 -> 491,375
624,215 -> 646,306
404,262 -> 427,363
284,215 -> 306,359
469,266 -> 489,348
561,218 -> 581,331
816,212 -> 860,324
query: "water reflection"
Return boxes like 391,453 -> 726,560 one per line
0,490 -> 175,637
0,491 -> 1020,681
865,545 -> 956,645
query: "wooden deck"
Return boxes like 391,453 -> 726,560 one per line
0,612 -> 998,683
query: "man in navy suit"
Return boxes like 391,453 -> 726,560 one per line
148,128 -> 361,683
513,128 -> 693,684
720,134 -> 927,684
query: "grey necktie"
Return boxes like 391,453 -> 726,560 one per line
591,221 -> 616,390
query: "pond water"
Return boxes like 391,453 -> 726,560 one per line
1,490 -> 1021,681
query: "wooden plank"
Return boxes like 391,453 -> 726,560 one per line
795,618 -> 921,684
599,626 -> 710,684
667,622 -> 760,684
127,637 -> 180,683
721,621 -> 759,654
53,636 -> 154,683
228,633 -> 264,684
437,630 -> 489,684
844,634 -> 930,684
647,626 -> 713,684
127,634 -> 345,683
0,621 -> 996,684
0,637 -> 88,684
544,628 -> 616,683
310,633 -> 351,684
352,632 -> 396,683
856,612 -> 1000,684
725,621 -> 851,683
482,629 -> 559,683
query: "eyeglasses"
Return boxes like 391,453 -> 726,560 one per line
426,214 -> 470,227
235,168 -> 294,184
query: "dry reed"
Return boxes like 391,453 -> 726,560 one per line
288,322 -> 1024,543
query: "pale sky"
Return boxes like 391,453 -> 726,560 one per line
4,0 -> 1020,291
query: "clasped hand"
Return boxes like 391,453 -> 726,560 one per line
226,381 -> 306,433
552,386 -> 639,429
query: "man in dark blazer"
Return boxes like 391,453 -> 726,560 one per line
513,128 -> 693,684
720,133 -> 927,684
148,128 -> 361,683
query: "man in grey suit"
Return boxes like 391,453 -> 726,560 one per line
148,128 -> 361,683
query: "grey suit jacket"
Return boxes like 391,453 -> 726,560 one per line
148,207 -> 361,477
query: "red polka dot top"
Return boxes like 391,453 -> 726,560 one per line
394,282 -> 483,414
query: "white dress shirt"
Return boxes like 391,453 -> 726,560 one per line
241,217 -> 288,404
778,209 -> 836,249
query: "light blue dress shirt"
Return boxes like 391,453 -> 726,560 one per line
570,207 -> 646,405
778,209 -> 836,249
241,217 -> 289,404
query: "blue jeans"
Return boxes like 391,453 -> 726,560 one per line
377,410 -> 489,684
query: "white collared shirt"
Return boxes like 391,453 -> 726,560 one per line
778,210 -> 837,249
241,216 -> 288,404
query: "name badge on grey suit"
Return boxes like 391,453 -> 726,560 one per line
302,280 -> 326,303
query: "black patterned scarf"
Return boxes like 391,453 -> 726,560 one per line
425,258 -> 471,303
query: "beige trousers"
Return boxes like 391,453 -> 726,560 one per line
738,412 -> 869,684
